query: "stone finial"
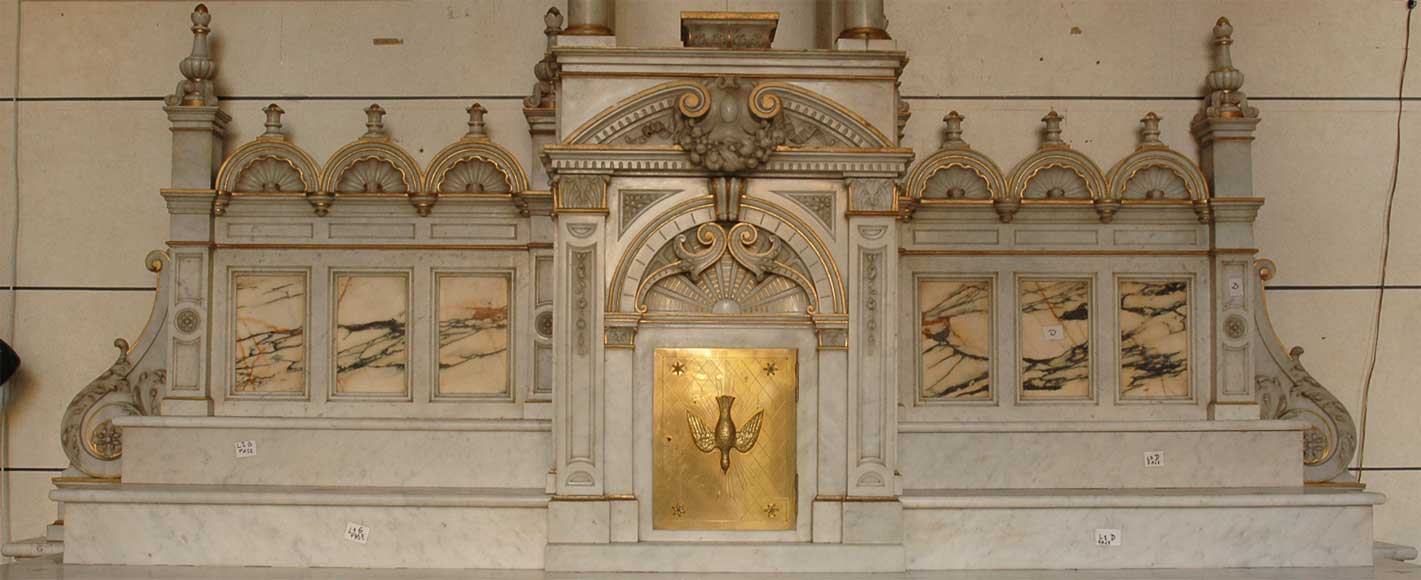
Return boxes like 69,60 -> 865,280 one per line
1200,16 -> 1258,120
165,4 -> 218,107
466,102 -> 489,139
1041,111 -> 1065,147
1140,112 -> 1163,147
942,111 -> 967,148
261,104 -> 286,139
524,7 -> 564,109
363,104 -> 387,139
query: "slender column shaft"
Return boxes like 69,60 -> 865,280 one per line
564,0 -> 613,36
838,0 -> 889,40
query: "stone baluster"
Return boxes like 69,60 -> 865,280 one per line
1191,17 -> 1264,420
160,3 -> 229,416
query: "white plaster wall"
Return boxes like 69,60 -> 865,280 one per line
1,0 -> 1419,556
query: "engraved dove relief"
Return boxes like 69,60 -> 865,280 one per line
687,395 -> 764,472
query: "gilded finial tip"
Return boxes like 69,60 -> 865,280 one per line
191,4 -> 210,25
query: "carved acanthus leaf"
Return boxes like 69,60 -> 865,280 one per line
61,339 -> 163,479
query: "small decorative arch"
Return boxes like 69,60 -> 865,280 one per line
321,141 -> 422,196
904,113 -> 1006,203
213,105 -> 321,215
1105,113 -> 1211,221
1005,112 -> 1107,203
424,104 -> 529,195
608,196 -> 845,316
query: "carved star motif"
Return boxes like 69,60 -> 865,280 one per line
671,362 -> 686,376
763,503 -> 780,519
763,362 -> 778,377
672,503 -> 687,518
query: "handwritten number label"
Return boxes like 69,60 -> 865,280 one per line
1042,325 -> 1066,341
1228,278 -> 1244,297
234,440 -> 256,458
344,522 -> 370,544
1144,451 -> 1165,467
1095,528 -> 1122,547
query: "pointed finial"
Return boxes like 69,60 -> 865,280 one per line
942,111 -> 967,148
544,6 -> 564,32
261,104 -> 286,139
363,104 -> 387,139
1041,111 -> 1065,147
1140,112 -> 1162,146
465,102 -> 489,139
1199,16 -> 1257,120
166,3 -> 217,107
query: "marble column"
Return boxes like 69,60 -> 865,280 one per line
160,4 -> 229,416
836,0 -> 893,50
563,0 -> 613,36
1190,17 -> 1263,420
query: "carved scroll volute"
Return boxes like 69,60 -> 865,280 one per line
60,340 -> 165,479
1251,259 -> 1358,483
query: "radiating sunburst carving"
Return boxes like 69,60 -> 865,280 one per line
1123,167 -> 1189,200
923,166 -> 989,200
441,158 -> 510,194
234,157 -> 305,193
640,223 -> 814,315
337,158 -> 407,194
1023,166 -> 1089,200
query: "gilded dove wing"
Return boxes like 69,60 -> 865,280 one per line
686,410 -> 717,453
733,410 -> 765,453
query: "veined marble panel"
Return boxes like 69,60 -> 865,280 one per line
1019,279 -> 1091,400
333,273 -> 409,397
918,278 -> 992,401
435,273 -> 510,397
232,273 -> 306,395
1119,279 -> 1190,399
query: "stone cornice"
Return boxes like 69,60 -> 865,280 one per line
543,145 -> 914,179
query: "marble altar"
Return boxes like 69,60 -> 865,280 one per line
2,0 -> 1387,573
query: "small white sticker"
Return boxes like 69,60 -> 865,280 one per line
1095,528 -> 1122,547
1144,451 -> 1165,467
344,522 -> 370,544
1228,278 -> 1244,297
234,440 -> 256,458
1042,324 -> 1066,341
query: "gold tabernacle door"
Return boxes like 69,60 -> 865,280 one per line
653,348 -> 797,531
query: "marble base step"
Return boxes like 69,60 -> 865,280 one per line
901,487 -> 1383,570
898,420 -> 1308,490
0,538 -> 64,559
545,542 -> 906,573
52,482 -> 549,569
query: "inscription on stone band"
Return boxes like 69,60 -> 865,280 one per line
918,278 -> 992,401
1019,279 -> 1091,399
1119,279 -> 1190,399
232,273 -> 306,394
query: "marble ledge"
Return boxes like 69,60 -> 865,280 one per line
51,483 -> 550,509
898,487 -> 1385,510
112,415 -> 551,432
897,419 -> 1309,433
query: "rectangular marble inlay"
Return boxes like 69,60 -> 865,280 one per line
333,273 -> 409,396
435,274 -> 510,397
232,273 -> 306,394
1119,279 -> 1190,399
918,278 -> 992,401
1019,279 -> 1091,399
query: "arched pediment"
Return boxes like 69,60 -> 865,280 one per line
563,78 -> 894,156
609,196 -> 844,316
217,138 -> 320,196
425,143 -> 527,195
1105,114 -> 1210,204
321,140 -> 422,196
907,150 -> 1006,203
1007,151 -> 1106,202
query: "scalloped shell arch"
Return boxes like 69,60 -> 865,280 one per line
1123,167 -> 1189,200
924,166 -> 990,200
234,157 -> 305,193
1023,166 -> 1089,200
441,158 -> 511,194
337,158 -> 407,194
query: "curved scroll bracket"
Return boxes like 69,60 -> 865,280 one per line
1252,259 -> 1358,483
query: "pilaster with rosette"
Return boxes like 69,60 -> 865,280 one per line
847,220 -> 899,497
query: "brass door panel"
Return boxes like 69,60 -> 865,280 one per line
653,347 -> 797,531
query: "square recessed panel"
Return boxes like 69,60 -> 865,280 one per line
653,348 -> 797,531
1119,279 -> 1191,399
918,278 -> 992,401
435,273 -> 510,397
232,273 -> 306,394
333,273 -> 409,396
1019,279 -> 1091,400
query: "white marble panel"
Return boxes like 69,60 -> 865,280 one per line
1019,279 -> 1092,400
232,273 -> 306,395
119,418 -> 550,489
435,273 -> 510,397
333,273 -> 409,396
63,501 -> 545,569
4,290 -> 155,468
904,499 -> 1375,569
898,428 -> 1302,490
18,1 -> 549,98
918,277 -> 992,401
1118,278 -> 1189,400
545,543 -> 905,574
893,1 -> 1404,99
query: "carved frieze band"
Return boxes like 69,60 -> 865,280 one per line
556,174 -> 611,213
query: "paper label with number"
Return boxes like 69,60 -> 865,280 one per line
1228,278 -> 1244,297
1095,528 -> 1122,547
344,522 -> 370,544
235,440 -> 256,458
1144,451 -> 1165,467
1042,324 -> 1066,341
